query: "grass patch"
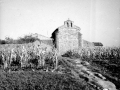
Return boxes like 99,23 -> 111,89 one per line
0,70 -> 96,90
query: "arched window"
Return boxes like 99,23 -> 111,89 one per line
71,22 -> 72,27
67,22 -> 69,27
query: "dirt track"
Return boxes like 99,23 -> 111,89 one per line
57,56 -> 117,90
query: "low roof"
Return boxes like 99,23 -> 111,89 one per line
93,42 -> 103,46
31,33 -> 52,40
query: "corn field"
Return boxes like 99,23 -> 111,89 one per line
64,46 -> 120,60
0,41 -> 120,72
0,41 -> 58,71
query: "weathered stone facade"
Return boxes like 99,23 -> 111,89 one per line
51,19 -> 82,54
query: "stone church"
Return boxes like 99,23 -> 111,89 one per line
51,19 -> 83,54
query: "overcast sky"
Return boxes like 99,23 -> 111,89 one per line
0,0 -> 120,46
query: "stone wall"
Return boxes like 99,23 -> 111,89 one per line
82,39 -> 94,47
41,40 -> 53,46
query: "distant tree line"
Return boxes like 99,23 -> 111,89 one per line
0,35 -> 39,44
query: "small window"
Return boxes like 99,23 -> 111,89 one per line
71,23 -> 72,27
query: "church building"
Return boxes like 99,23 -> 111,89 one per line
51,19 -> 82,54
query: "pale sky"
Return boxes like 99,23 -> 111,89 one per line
0,0 -> 120,46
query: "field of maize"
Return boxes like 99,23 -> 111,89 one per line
0,41 -> 57,71
64,46 -> 120,60
0,42 -> 120,72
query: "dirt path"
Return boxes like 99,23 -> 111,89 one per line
58,56 -> 117,90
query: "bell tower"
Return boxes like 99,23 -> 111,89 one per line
64,19 -> 74,28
